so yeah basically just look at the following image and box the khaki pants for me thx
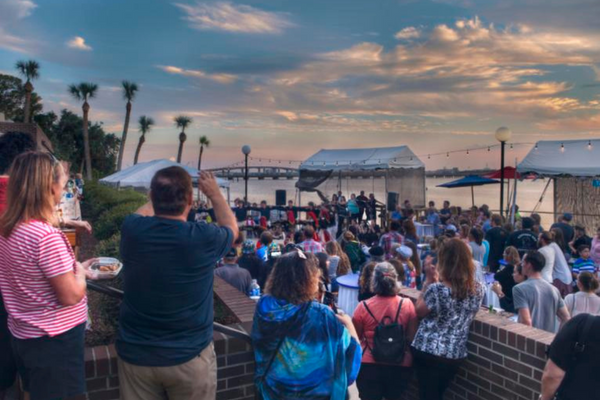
[118,342,216,400]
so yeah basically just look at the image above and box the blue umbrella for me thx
[437,175,500,206]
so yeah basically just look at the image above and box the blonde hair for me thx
[437,238,477,300]
[0,152,63,238]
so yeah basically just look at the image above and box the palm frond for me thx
[174,115,192,130]
[199,135,210,147]
[68,84,82,100]
[15,60,40,81]
[122,81,139,101]
[138,115,155,134]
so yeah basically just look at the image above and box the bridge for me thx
[208,166,299,180]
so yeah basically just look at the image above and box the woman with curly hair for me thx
[325,241,352,292]
[411,239,484,400]
[251,251,362,400]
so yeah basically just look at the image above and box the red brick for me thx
[88,388,119,400]
[94,346,110,377]
[86,377,107,392]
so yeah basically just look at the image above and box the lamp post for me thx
[242,145,251,204]
[495,127,512,218]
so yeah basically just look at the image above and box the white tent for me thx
[300,146,424,171]
[100,159,230,189]
[518,139,600,177]
[297,146,426,207]
[518,139,600,233]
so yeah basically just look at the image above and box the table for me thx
[336,274,360,317]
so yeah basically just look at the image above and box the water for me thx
[221,177,556,227]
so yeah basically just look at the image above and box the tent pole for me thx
[471,186,474,207]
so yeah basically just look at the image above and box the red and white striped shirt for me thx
[0,220,87,339]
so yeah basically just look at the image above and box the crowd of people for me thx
[0,130,598,400]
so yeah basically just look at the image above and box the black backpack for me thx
[362,298,407,364]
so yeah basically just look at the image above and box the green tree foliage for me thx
[0,74,42,121]
[34,110,120,177]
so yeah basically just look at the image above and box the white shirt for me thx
[564,292,600,317]
[539,245,555,283]
[550,242,573,285]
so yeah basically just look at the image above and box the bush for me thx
[82,181,146,222]
[96,233,121,259]
[94,201,145,241]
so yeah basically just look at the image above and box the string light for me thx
[535,143,538,151]
[487,146,490,152]
[510,143,513,149]
[428,154,430,159]
[588,140,592,150]
[466,149,469,155]
[446,152,449,158]
[560,143,565,153]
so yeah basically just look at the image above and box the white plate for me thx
[90,257,123,280]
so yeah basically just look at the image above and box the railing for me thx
[86,281,253,343]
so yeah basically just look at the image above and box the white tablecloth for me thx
[337,274,360,317]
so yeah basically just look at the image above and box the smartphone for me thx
[323,291,338,314]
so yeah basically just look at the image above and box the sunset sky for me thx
[1,0,599,170]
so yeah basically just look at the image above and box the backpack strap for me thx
[574,314,596,356]
[394,298,404,324]
[362,301,379,325]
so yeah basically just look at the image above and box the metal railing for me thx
[86,281,253,343]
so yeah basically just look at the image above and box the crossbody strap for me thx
[574,314,595,356]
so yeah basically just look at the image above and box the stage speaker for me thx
[387,192,399,212]
[275,190,287,206]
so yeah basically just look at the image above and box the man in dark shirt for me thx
[117,168,238,400]
[569,225,592,258]
[357,191,369,221]
[506,217,538,257]
[439,200,452,224]
[215,249,252,295]
[485,214,509,272]
[541,314,600,400]
[551,213,575,246]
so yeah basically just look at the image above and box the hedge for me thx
[94,201,145,241]
[82,181,147,222]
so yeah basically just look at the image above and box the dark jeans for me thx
[12,323,86,400]
[412,348,463,400]
[0,295,17,391]
[356,363,411,400]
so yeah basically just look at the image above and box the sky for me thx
[1,0,599,170]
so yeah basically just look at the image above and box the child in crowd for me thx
[572,245,596,281]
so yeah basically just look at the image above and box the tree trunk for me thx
[133,134,145,165]
[82,102,93,180]
[117,101,132,171]
[176,131,186,163]
[197,146,204,171]
[24,81,33,123]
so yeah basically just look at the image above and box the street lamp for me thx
[242,145,251,203]
[495,127,512,218]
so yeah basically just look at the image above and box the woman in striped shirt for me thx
[0,152,96,400]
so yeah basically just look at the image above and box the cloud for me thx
[174,1,293,34]
[0,0,36,20]
[66,36,92,51]
[158,65,237,84]
[0,0,36,53]
[394,27,420,40]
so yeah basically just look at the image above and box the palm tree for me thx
[174,115,192,163]
[116,81,139,171]
[15,60,40,123]
[134,115,154,165]
[197,135,210,171]
[68,82,99,180]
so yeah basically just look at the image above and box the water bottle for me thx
[249,279,261,300]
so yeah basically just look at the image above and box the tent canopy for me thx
[300,146,424,171]
[437,175,500,188]
[518,139,600,177]
[100,159,230,189]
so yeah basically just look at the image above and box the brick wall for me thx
[399,288,553,400]
[80,277,258,400]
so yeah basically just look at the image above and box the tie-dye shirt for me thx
[252,296,362,400]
